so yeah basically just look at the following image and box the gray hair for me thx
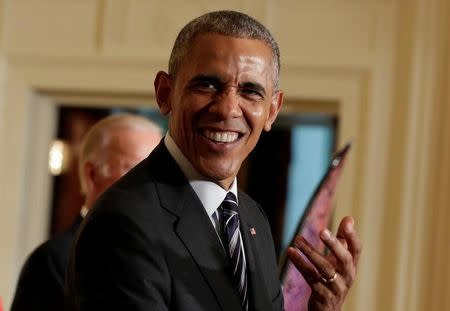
[78,113,162,194]
[168,10,281,89]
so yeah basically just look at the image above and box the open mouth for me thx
[203,129,240,143]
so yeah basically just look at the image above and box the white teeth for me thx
[204,130,238,143]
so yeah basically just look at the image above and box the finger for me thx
[336,235,348,250]
[336,216,362,266]
[336,216,353,246]
[320,228,355,284]
[293,236,335,281]
[288,246,346,298]
[322,217,363,286]
[327,236,347,267]
[342,217,362,266]
[286,246,321,284]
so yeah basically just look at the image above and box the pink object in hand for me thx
[280,142,351,311]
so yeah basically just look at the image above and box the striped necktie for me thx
[216,192,248,310]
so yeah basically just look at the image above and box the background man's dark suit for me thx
[67,142,283,311]
[11,114,163,311]
[11,217,82,311]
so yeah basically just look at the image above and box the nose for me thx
[210,88,242,119]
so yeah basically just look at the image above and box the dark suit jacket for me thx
[66,142,283,311]
[11,217,82,311]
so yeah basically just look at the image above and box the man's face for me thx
[91,129,161,198]
[156,34,283,189]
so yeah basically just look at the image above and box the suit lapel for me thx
[152,144,243,311]
[238,194,272,311]
[176,191,243,311]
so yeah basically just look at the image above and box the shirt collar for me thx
[164,132,238,217]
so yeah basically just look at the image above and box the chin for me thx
[198,162,239,187]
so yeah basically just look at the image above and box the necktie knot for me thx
[222,192,238,213]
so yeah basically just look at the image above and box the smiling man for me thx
[67,11,361,311]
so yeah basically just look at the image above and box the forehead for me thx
[180,34,274,82]
[105,129,158,153]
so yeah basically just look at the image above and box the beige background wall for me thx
[0,0,448,310]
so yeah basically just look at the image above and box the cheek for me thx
[251,109,264,118]
[94,176,116,194]
[171,96,208,134]
[171,97,193,124]
[244,104,270,131]
[106,165,128,181]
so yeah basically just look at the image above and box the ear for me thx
[264,90,284,131]
[154,71,172,115]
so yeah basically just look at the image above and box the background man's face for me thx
[166,34,283,188]
[92,129,160,197]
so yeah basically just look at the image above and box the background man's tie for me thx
[219,192,248,310]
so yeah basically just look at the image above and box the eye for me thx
[240,87,264,100]
[238,82,266,101]
[195,81,218,91]
[189,77,222,93]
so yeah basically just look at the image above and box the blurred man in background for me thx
[11,113,163,311]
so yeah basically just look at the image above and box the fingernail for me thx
[345,221,353,233]
[288,246,301,255]
[321,229,331,240]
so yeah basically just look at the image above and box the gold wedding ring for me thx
[320,272,337,284]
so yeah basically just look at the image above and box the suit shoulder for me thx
[24,229,72,269]
[21,241,53,272]
[12,231,71,311]
[15,230,72,290]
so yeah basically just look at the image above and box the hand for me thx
[286,216,362,311]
